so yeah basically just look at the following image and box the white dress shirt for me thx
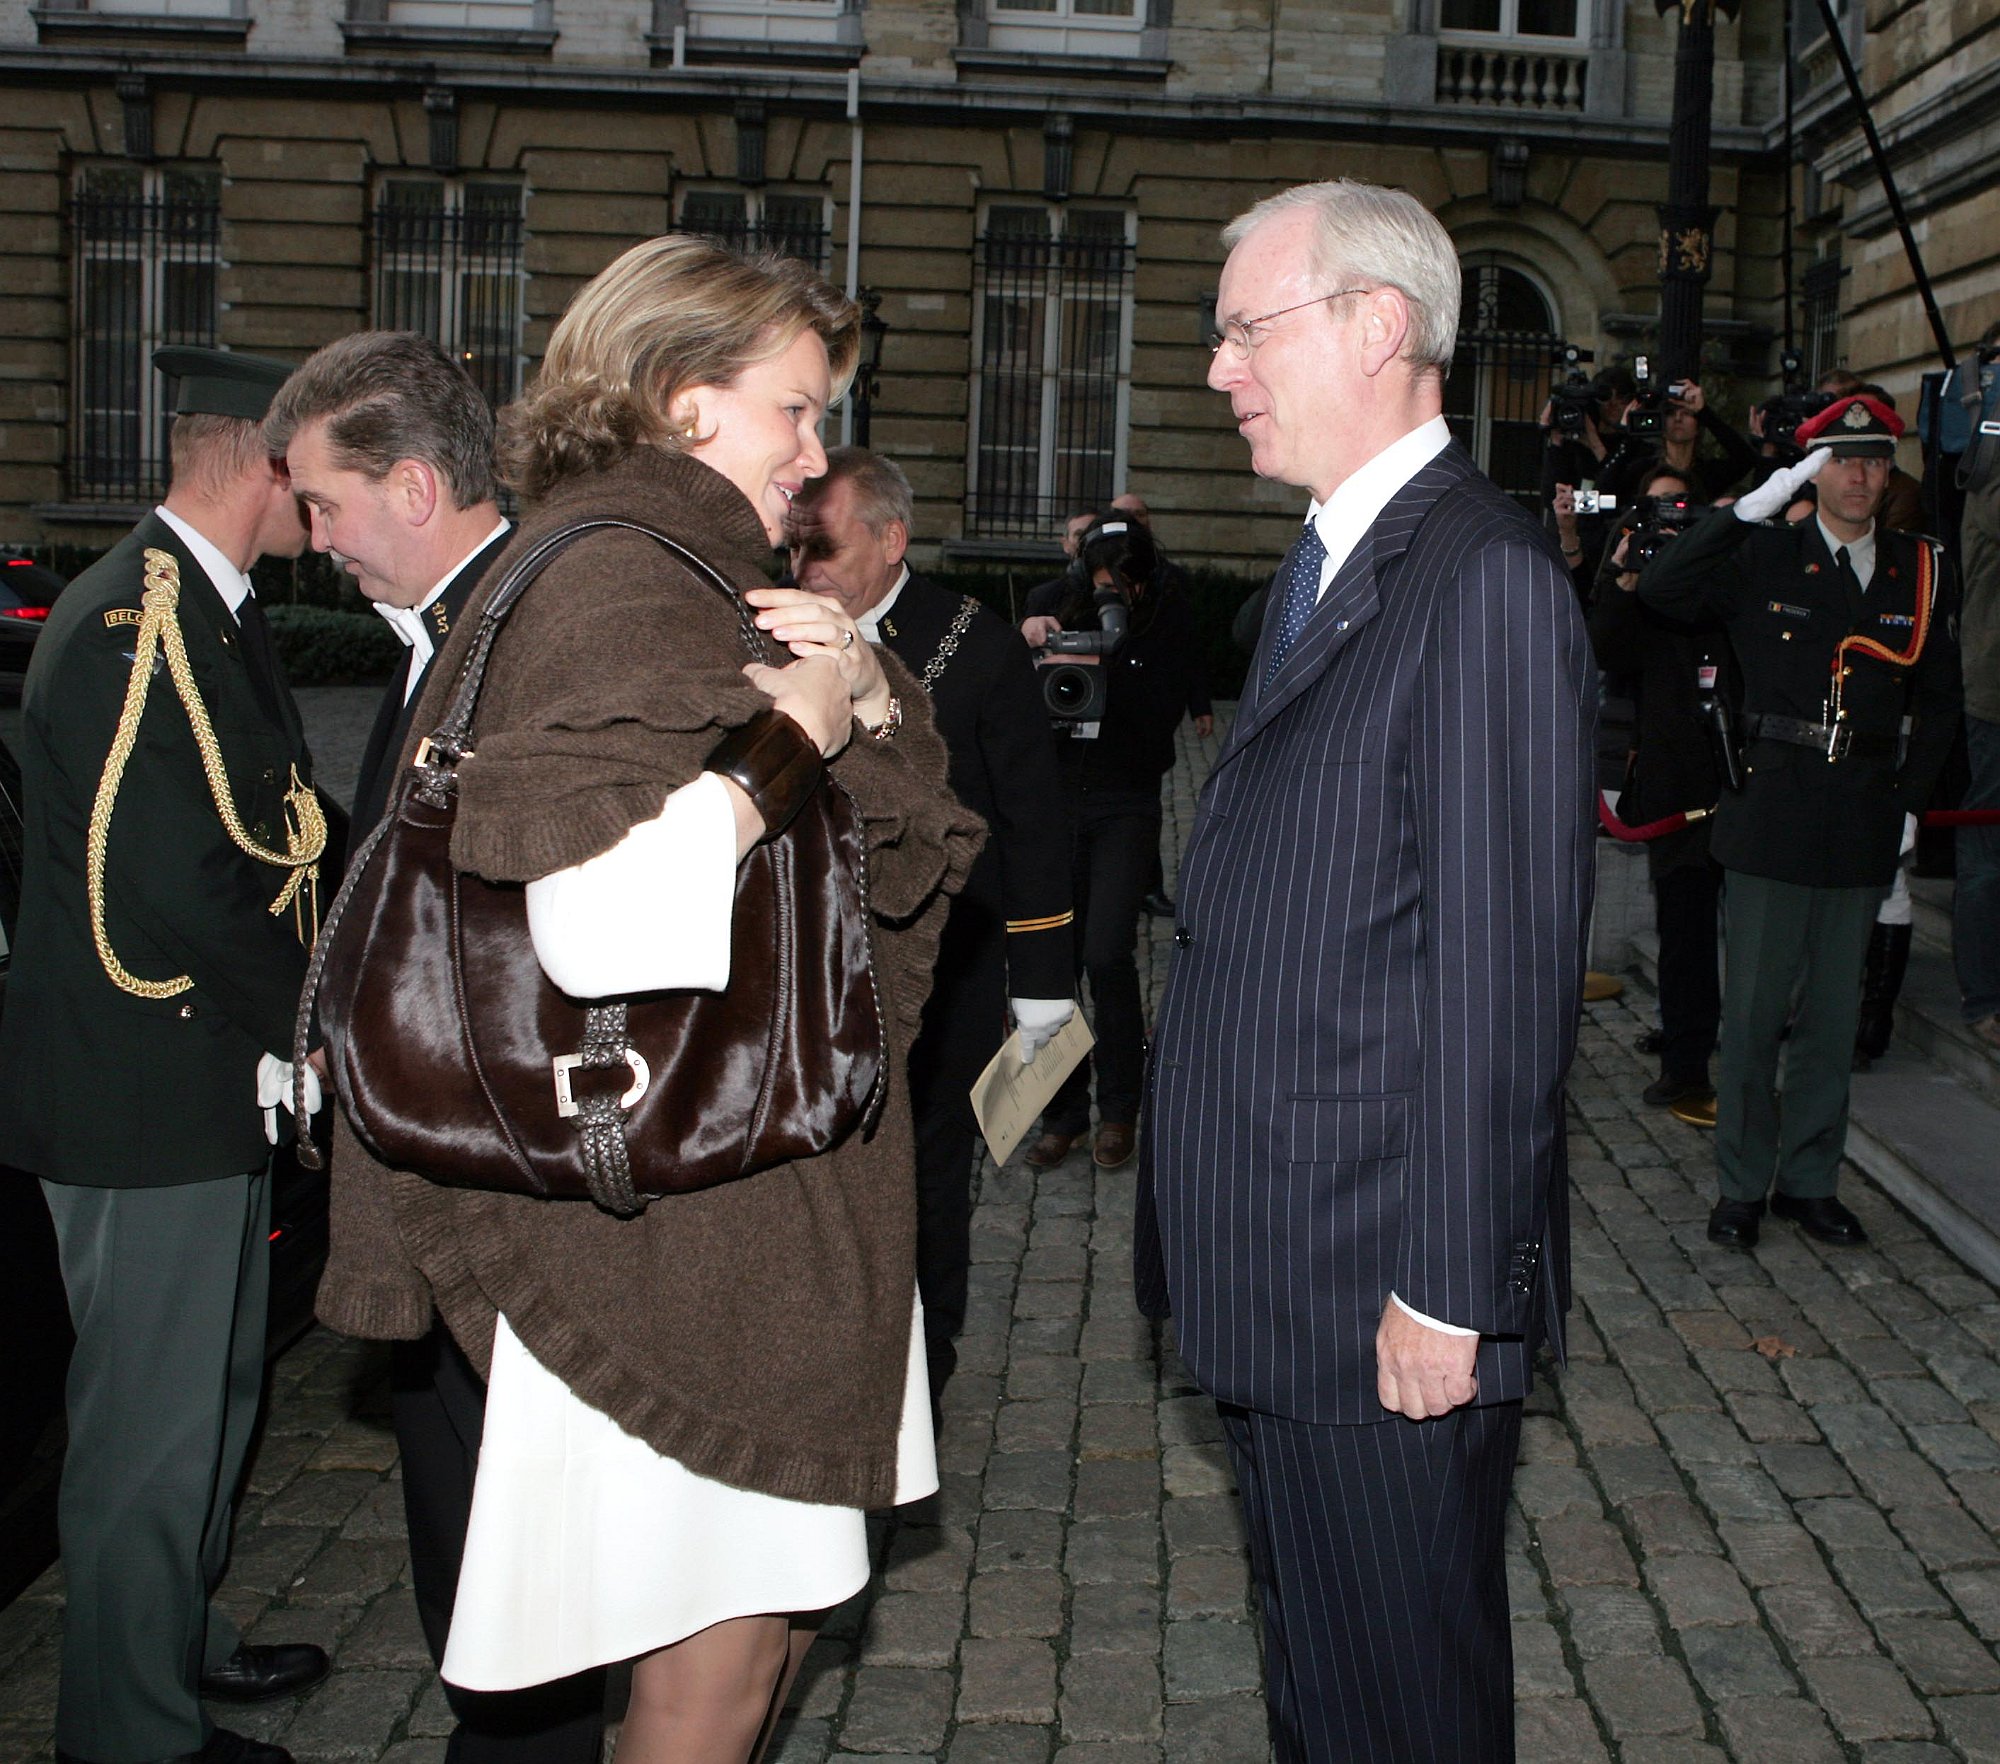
[1817,515,1876,590]
[1293,420,1476,1342]
[376,518,511,705]
[1304,414,1453,600]
[856,563,911,647]
[155,506,253,617]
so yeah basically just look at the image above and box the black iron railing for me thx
[69,170,221,502]
[967,212,1132,540]
[1446,327,1566,513]
[1803,255,1845,386]
[679,193,830,273]
[371,185,524,407]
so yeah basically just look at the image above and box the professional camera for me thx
[1756,353,1832,457]
[1625,492,1702,570]
[1622,355,1691,441]
[1035,582,1130,724]
[1548,344,1599,442]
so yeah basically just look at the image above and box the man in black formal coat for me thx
[0,348,331,1764]
[269,334,604,1764]
[1143,181,1594,1763]
[788,447,1075,1411]
[1639,394,1962,1252]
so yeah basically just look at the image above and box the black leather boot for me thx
[1853,921,1913,1070]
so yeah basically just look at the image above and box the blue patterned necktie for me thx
[1264,518,1329,689]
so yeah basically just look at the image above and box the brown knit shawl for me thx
[314,447,984,1508]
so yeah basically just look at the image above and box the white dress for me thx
[441,775,938,1693]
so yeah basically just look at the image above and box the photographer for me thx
[1588,467,1730,1126]
[1018,519,1210,1172]
[1606,378,1761,506]
[1542,365,1641,575]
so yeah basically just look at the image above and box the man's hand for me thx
[1376,1297,1479,1419]
[1672,379,1707,415]
[1734,448,1830,523]
[1021,614,1063,648]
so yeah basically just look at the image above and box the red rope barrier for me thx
[1598,793,2000,843]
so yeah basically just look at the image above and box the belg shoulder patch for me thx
[102,608,141,628]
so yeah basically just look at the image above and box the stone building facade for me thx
[1792,0,2000,431]
[0,0,1807,567]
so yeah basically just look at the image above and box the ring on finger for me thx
[840,628,854,650]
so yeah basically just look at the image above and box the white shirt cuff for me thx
[524,772,737,999]
[1389,1292,1479,1337]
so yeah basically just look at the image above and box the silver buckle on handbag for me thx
[552,1049,651,1118]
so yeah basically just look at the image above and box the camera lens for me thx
[1044,665,1094,717]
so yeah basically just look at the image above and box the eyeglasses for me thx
[1207,288,1373,359]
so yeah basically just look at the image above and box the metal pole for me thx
[1808,0,1956,370]
[1781,0,1795,363]
[1656,0,1717,387]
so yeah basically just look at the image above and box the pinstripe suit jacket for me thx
[1138,442,1594,1424]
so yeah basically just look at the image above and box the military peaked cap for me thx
[153,346,294,422]
[1796,393,1904,457]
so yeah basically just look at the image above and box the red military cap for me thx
[1795,393,1904,456]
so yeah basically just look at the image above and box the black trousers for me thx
[1653,855,1723,1087]
[906,900,1009,1406]
[391,1325,606,1764]
[1044,787,1159,1136]
[1219,1399,1523,1764]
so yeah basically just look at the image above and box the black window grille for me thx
[1803,254,1844,387]
[679,191,830,272]
[967,207,1132,540]
[371,180,524,407]
[69,166,221,503]
[1444,261,1561,513]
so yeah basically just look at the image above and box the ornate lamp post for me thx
[851,288,889,449]
[1655,0,1739,388]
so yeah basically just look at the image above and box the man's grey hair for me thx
[1222,179,1461,376]
[798,445,914,534]
[265,330,497,509]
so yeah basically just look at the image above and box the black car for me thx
[0,736,330,1607]
[0,552,64,674]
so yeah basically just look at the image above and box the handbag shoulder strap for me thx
[424,516,766,766]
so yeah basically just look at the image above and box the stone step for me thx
[1624,937,2000,1287]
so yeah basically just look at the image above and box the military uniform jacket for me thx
[0,513,316,1186]
[877,571,1072,1001]
[1638,509,1961,889]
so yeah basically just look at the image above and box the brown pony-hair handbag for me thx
[293,518,886,1216]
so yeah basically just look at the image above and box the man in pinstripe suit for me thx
[1138,181,1596,1761]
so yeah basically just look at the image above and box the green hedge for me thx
[265,603,402,687]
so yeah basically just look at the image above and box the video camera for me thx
[1622,355,1693,442]
[1756,352,1833,458]
[1548,344,1599,442]
[1625,492,1702,570]
[1036,581,1130,725]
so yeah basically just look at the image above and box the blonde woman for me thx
[317,237,981,1762]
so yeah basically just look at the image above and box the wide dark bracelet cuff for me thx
[704,709,823,837]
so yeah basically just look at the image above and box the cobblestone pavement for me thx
[12,708,2000,1760]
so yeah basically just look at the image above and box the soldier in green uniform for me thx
[0,349,332,1764]
[1638,394,1962,1250]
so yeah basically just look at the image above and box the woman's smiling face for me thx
[679,328,833,544]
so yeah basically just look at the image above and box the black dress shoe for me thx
[198,1642,329,1703]
[1771,1192,1868,1246]
[1642,1074,1709,1107]
[1707,1198,1765,1248]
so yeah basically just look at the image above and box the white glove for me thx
[1734,448,1830,523]
[257,1052,323,1147]
[1012,997,1076,1066]
[1901,812,1919,857]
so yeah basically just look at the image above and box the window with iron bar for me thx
[1802,255,1844,388]
[677,189,831,273]
[371,178,525,407]
[967,205,1133,541]
[68,164,221,503]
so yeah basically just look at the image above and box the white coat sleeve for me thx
[524,771,737,999]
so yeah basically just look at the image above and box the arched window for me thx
[1444,259,1560,511]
